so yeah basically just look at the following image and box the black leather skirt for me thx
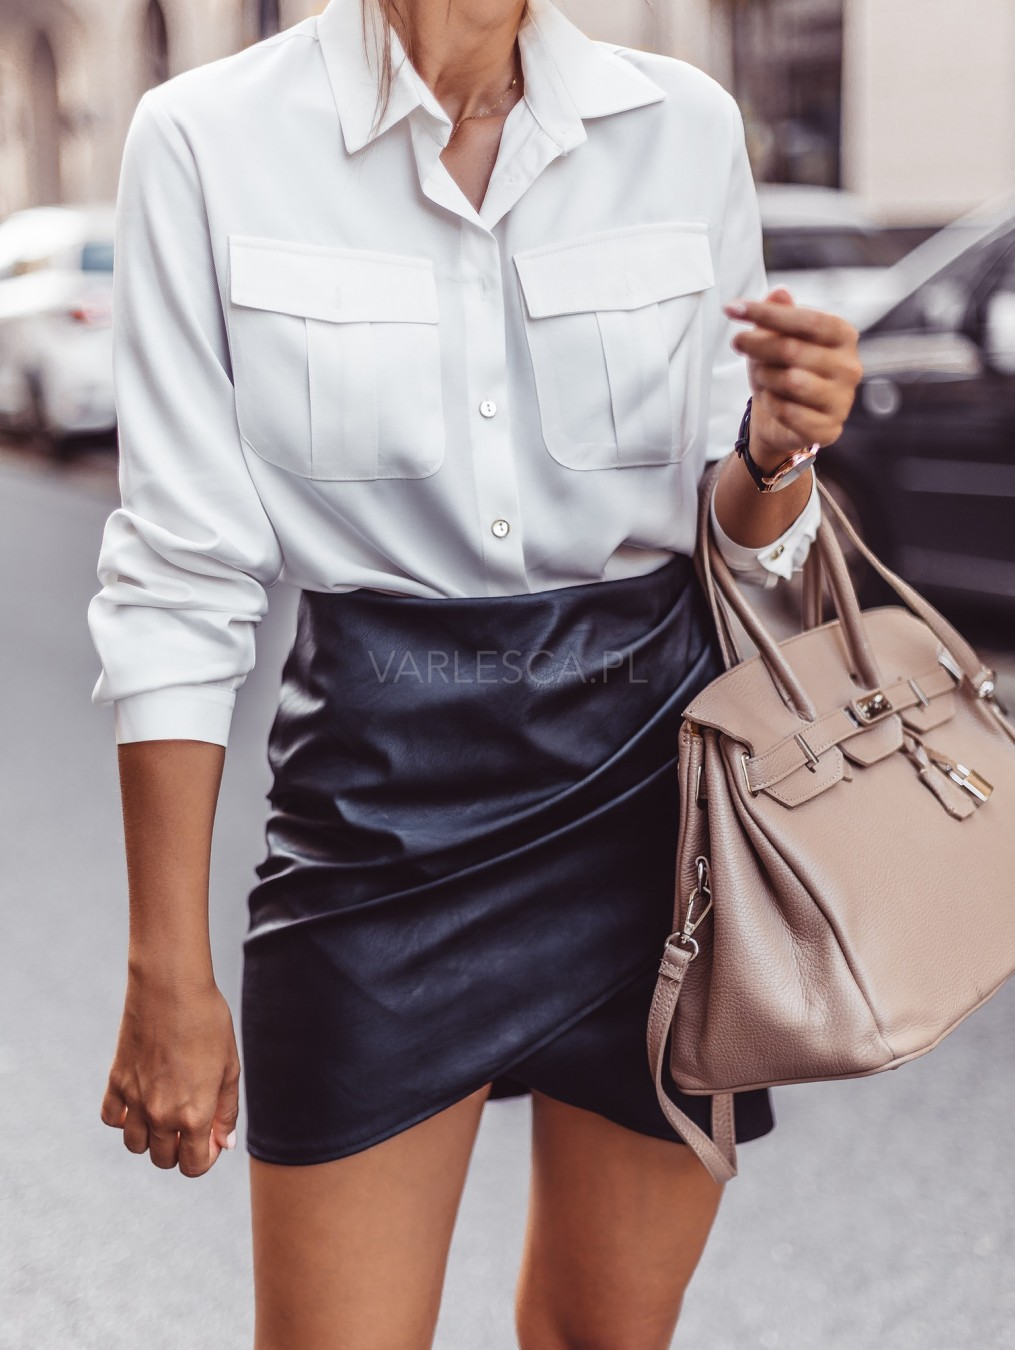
[241,554,775,1164]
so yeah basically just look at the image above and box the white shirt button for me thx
[479,399,498,419]
[491,518,510,538]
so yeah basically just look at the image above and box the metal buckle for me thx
[938,648,963,684]
[907,677,931,708]
[675,855,713,961]
[944,761,993,803]
[924,747,994,804]
[853,689,894,723]
[977,673,1010,717]
[794,732,821,772]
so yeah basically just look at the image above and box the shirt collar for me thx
[316,0,667,157]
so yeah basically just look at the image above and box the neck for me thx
[385,0,527,121]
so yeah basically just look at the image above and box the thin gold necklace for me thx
[450,62,520,139]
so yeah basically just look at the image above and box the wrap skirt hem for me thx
[241,552,776,1163]
[244,954,775,1166]
[244,956,657,1165]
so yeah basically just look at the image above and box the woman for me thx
[88,1,861,1345]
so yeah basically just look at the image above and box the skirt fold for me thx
[241,554,775,1164]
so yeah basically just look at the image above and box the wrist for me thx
[748,420,805,474]
[735,397,820,493]
[127,947,216,994]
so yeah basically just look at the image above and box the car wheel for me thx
[27,379,73,460]
[0,365,39,438]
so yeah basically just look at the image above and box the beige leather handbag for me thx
[647,460,1015,1184]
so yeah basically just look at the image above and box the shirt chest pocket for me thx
[513,223,716,470]
[226,237,444,480]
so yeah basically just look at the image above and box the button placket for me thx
[460,227,525,592]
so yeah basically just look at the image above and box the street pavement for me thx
[1,442,1013,1350]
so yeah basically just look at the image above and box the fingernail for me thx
[724,299,748,317]
[226,1130,237,1151]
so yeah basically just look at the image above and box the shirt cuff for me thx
[709,473,821,589]
[113,684,237,746]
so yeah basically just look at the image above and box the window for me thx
[30,31,61,206]
[257,0,281,40]
[731,0,844,188]
[143,1,170,91]
[81,241,115,273]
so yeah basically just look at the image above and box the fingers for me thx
[758,392,836,449]
[766,286,795,306]
[178,1111,216,1179]
[101,1078,237,1176]
[148,1122,182,1170]
[100,987,242,1178]
[212,1061,241,1155]
[122,1104,151,1156]
[750,362,841,416]
[102,1080,153,1157]
[177,1067,240,1178]
[725,296,858,348]
[100,1083,128,1130]
[730,327,847,377]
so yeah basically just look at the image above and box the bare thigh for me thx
[249,1083,493,1350]
[515,1091,725,1350]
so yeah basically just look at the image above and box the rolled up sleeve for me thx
[710,471,821,588]
[87,90,283,747]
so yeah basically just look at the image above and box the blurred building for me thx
[0,0,317,216]
[571,0,1015,225]
[0,0,1012,225]
[843,0,1015,223]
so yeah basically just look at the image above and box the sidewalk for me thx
[1,454,1012,1350]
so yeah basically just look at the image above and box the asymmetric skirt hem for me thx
[241,553,777,1164]
[244,953,775,1165]
[245,955,653,1165]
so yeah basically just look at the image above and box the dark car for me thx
[816,204,1015,611]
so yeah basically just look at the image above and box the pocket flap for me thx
[513,223,715,319]
[228,237,439,324]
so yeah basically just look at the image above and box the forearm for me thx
[711,422,814,549]
[117,739,226,988]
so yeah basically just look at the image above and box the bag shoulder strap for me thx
[647,940,739,1184]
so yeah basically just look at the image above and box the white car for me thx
[0,205,115,449]
[757,183,914,329]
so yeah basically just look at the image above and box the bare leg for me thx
[250,1083,493,1350]
[515,1091,725,1350]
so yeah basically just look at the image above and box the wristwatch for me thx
[734,397,821,493]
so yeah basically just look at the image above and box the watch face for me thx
[763,445,820,491]
[767,464,807,491]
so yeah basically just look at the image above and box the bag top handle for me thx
[695,460,996,719]
[696,463,818,720]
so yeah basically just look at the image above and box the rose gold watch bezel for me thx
[759,442,822,492]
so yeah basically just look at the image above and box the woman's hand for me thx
[725,286,863,470]
[101,973,241,1178]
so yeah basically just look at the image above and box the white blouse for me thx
[86,0,820,748]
